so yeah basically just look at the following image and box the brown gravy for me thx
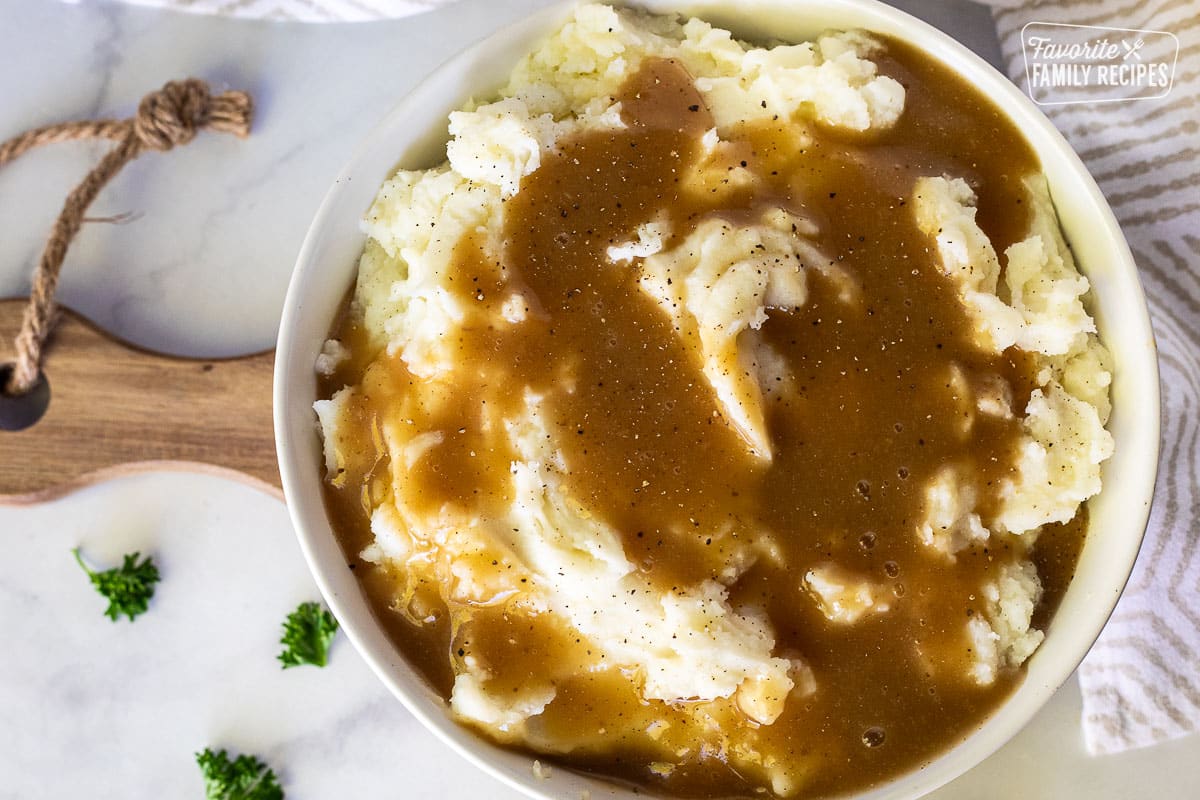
[319,34,1089,799]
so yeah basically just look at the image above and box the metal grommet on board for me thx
[0,364,50,431]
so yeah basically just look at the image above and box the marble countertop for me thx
[1,0,1196,797]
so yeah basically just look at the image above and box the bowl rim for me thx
[274,1,1161,798]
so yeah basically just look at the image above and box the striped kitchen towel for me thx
[984,0,1199,756]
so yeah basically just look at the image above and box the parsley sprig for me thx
[277,601,339,669]
[196,748,283,800]
[72,548,160,622]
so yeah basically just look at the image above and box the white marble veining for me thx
[0,472,525,799]
[0,0,1196,797]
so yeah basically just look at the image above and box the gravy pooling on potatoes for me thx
[320,36,1088,799]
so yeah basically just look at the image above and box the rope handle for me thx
[0,79,253,402]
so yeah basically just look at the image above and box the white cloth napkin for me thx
[100,0,1199,756]
[981,0,1200,756]
[104,0,454,23]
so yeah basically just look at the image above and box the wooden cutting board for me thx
[0,298,280,504]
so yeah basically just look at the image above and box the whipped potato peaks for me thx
[315,5,1112,797]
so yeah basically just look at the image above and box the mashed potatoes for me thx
[315,5,1112,797]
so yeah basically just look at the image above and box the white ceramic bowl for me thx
[275,2,1160,798]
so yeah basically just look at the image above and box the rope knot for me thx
[0,77,253,400]
[133,79,253,152]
